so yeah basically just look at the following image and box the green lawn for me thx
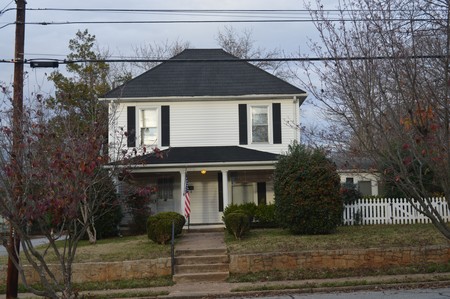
[72,235,170,262]
[2,224,449,265]
[226,224,450,254]
[0,235,171,264]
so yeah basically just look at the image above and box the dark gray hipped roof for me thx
[104,49,306,98]
[331,153,378,171]
[125,146,279,166]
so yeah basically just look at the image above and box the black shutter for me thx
[272,103,282,144]
[161,106,170,146]
[127,106,136,147]
[257,182,267,205]
[218,172,224,212]
[238,104,248,145]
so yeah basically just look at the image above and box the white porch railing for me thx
[343,197,449,225]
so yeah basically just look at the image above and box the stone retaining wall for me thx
[0,258,171,284]
[229,246,450,273]
[2,246,449,284]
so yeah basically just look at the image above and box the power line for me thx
[0,17,440,29]
[0,6,444,29]
[19,8,448,13]
[0,55,446,65]
[0,1,14,14]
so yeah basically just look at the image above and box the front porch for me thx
[123,168,275,225]
[117,146,279,225]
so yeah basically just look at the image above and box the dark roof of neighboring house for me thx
[124,146,279,166]
[331,153,378,171]
[104,49,306,98]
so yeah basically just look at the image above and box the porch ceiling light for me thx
[201,170,207,175]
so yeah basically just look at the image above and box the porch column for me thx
[221,170,229,210]
[180,170,186,216]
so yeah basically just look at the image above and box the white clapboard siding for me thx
[170,101,238,147]
[188,172,221,224]
[343,197,449,225]
[109,98,299,157]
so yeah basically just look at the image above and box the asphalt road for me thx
[243,288,450,299]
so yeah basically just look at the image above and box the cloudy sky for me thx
[0,0,336,126]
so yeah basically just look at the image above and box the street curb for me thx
[155,280,450,299]
[12,275,450,298]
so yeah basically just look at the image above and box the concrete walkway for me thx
[176,230,227,252]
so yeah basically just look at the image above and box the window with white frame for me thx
[251,106,269,143]
[140,108,158,145]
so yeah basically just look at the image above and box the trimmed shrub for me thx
[162,212,186,235]
[274,142,343,235]
[254,204,278,228]
[147,212,186,244]
[223,202,257,219]
[240,202,257,221]
[224,212,250,240]
[223,204,243,216]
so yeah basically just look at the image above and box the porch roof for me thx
[126,146,279,166]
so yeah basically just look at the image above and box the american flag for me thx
[184,176,191,219]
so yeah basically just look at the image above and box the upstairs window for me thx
[251,106,269,143]
[140,108,158,145]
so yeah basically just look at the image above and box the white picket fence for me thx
[343,197,450,225]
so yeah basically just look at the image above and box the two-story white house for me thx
[101,49,307,225]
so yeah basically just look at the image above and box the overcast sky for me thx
[0,0,336,127]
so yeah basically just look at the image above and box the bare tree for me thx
[301,0,450,237]
[128,27,294,81]
[129,38,191,74]
[216,25,293,81]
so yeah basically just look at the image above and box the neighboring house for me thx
[101,49,307,225]
[333,155,381,197]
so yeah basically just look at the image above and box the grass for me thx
[82,290,169,298]
[228,262,450,282]
[226,224,450,254]
[231,273,450,292]
[72,235,171,262]
[0,235,171,264]
[72,276,173,291]
[0,277,173,295]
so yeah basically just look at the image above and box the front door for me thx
[188,172,220,224]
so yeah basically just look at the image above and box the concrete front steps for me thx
[173,247,230,283]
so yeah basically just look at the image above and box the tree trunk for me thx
[86,222,97,245]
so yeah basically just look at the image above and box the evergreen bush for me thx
[224,212,250,240]
[274,142,343,235]
[340,182,362,205]
[147,212,185,244]
[94,203,123,239]
[223,202,257,220]
[254,204,278,228]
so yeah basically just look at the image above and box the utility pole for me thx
[6,0,26,298]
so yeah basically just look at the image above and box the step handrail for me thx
[171,220,175,276]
